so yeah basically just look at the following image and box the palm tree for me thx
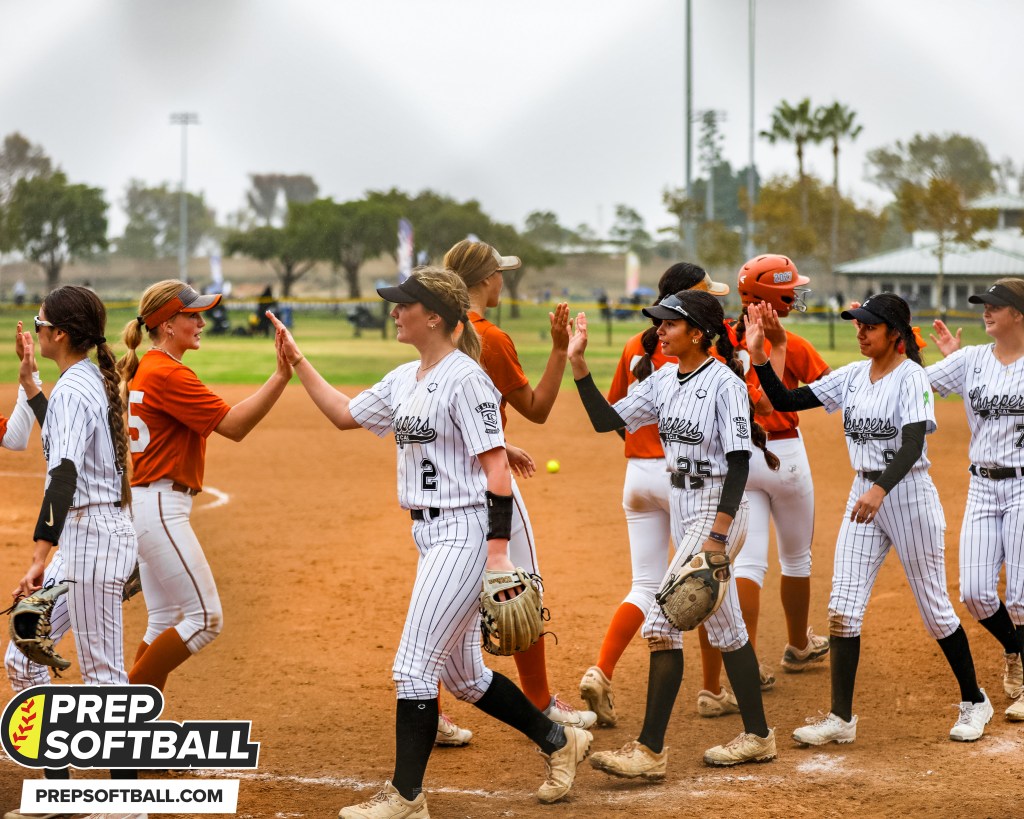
[760,98,819,224]
[816,102,863,268]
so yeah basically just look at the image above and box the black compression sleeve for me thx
[873,421,926,493]
[574,373,627,433]
[717,450,751,518]
[752,361,823,411]
[33,459,77,544]
[27,392,47,426]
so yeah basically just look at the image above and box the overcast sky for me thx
[1,0,1019,240]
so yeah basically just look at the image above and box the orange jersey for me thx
[126,350,231,491]
[732,325,829,435]
[608,332,675,459]
[470,310,530,428]
[0,416,6,443]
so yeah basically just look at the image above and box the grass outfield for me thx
[0,302,992,387]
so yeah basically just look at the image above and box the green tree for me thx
[815,102,863,269]
[246,173,319,225]
[697,221,743,272]
[478,222,556,318]
[306,198,398,299]
[224,200,329,296]
[761,98,820,224]
[0,132,52,204]
[697,111,726,222]
[118,179,217,259]
[896,177,997,318]
[753,176,888,269]
[867,133,996,200]
[6,171,108,290]
[366,188,493,262]
[609,204,652,261]
[523,210,579,249]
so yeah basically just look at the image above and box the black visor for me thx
[642,293,714,337]
[377,276,464,327]
[968,284,1024,314]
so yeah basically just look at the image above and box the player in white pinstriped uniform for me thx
[570,289,779,778]
[269,268,590,818]
[928,278,1024,721]
[3,287,139,806]
[746,293,992,746]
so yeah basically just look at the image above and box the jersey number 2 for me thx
[127,390,150,453]
[420,459,438,491]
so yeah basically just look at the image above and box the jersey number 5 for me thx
[128,390,151,453]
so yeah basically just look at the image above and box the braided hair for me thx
[42,286,133,508]
[672,290,780,472]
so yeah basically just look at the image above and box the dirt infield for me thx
[1,386,1021,818]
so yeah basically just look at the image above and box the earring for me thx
[429,323,436,330]
[691,337,699,345]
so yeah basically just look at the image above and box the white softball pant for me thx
[733,435,814,586]
[644,484,750,653]
[959,475,1024,624]
[507,477,539,574]
[133,482,223,653]
[829,474,960,640]
[5,505,137,690]
[621,457,674,614]
[393,506,494,702]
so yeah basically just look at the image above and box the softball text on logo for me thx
[2,685,259,769]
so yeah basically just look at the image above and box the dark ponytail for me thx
[897,324,923,366]
[632,326,660,381]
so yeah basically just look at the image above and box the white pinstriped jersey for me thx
[810,359,936,473]
[927,344,1024,468]
[41,360,123,506]
[613,357,751,478]
[350,350,505,510]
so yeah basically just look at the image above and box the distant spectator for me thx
[12,279,26,306]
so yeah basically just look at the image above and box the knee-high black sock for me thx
[1016,624,1024,655]
[978,603,1020,654]
[43,767,70,779]
[473,672,565,755]
[721,642,769,738]
[392,698,438,801]
[830,635,860,722]
[636,649,683,754]
[937,626,984,704]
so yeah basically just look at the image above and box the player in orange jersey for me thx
[116,280,291,693]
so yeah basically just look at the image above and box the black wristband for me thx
[707,531,728,544]
[485,490,514,540]
[34,459,78,545]
[27,392,47,426]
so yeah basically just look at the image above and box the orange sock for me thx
[513,638,551,711]
[596,603,646,679]
[698,625,724,693]
[133,640,149,667]
[780,575,811,648]
[128,629,193,691]
[736,579,761,649]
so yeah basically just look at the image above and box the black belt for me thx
[860,471,883,481]
[136,481,200,496]
[969,464,1023,480]
[410,507,441,521]
[670,473,706,490]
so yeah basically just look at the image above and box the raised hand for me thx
[567,311,588,361]
[744,303,767,361]
[929,319,962,357]
[549,302,570,351]
[267,311,303,366]
[762,305,787,347]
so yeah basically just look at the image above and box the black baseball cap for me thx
[968,283,1024,313]
[840,293,911,330]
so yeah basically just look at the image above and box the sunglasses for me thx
[33,316,57,332]
[656,295,712,335]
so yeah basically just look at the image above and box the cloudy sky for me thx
[1,0,1019,239]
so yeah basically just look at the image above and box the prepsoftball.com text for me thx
[19,780,239,813]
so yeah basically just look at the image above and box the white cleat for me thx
[949,691,993,742]
[434,713,471,747]
[544,695,597,730]
[792,712,858,746]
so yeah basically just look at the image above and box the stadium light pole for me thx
[683,0,695,256]
[746,0,756,258]
[170,112,199,280]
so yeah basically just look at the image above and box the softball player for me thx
[746,294,993,745]
[927,278,1024,721]
[3,286,139,793]
[571,289,779,779]
[269,268,591,818]
[697,255,830,716]
[115,280,291,694]
[577,262,731,727]
[444,239,595,738]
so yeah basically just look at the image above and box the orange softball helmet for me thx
[737,254,811,315]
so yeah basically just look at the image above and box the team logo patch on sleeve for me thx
[475,402,500,434]
[733,417,750,438]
